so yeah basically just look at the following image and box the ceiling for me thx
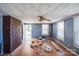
[0,3,79,23]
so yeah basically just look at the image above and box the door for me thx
[23,24,32,42]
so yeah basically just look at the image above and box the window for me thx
[73,16,79,48]
[57,21,64,41]
[42,24,49,35]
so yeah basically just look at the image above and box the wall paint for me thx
[52,18,73,48]
[49,24,52,36]
[0,16,3,54]
[52,23,57,38]
[32,24,42,38]
[51,17,79,54]
[25,23,52,38]
[0,16,3,44]
[52,23,65,44]
[64,18,73,48]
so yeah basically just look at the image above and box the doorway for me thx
[23,24,32,42]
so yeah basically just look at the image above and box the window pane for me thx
[23,25,32,40]
[42,24,49,35]
[73,16,79,48]
[57,21,64,41]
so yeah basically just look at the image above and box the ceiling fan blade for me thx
[44,19,51,21]
[37,16,51,21]
[39,19,43,21]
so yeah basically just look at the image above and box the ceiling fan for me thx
[37,16,51,21]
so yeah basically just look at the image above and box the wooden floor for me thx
[9,38,78,56]
[9,40,33,56]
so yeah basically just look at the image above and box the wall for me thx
[51,17,79,54]
[52,23,57,38]
[52,18,73,48]
[23,23,52,38]
[64,18,73,48]
[32,24,42,38]
[0,16,3,53]
[49,24,52,36]
[0,16,3,44]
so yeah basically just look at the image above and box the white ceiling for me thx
[0,3,79,23]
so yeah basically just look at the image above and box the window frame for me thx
[42,24,49,35]
[57,21,64,41]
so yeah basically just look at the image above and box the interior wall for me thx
[32,24,42,38]
[52,18,73,48]
[0,16,3,44]
[49,24,52,36]
[64,18,73,48]
[52,23,57,38]
[0,16,3,53]
[51,16,79,53]
[23,23,52,38]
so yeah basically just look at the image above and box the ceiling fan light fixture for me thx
[37,16,51,21]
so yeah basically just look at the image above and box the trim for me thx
[23,23,52,25]
[53,39,78,56]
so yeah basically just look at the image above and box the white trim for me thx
[53,39,78,56]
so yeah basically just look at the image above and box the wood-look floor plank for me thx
[9,39,77,56]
